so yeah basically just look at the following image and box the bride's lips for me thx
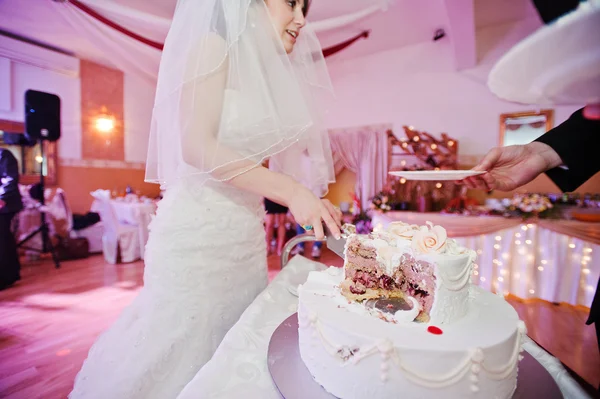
[286,29,298,42]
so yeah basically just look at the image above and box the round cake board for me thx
[268,313,563,399]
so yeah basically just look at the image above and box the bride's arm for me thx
[179,35,341,239]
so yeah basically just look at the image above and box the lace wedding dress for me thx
[69,177,268,399]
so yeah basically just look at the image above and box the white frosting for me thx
[394,296,420,323]
[426,251,476,324]
[298,270,525,399]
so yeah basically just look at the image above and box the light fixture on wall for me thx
[95,106,115,134]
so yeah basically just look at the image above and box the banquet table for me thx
[371,212,600,308]
[177,256,591,399]
[16,195,69,255]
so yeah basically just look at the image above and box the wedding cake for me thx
[297,222,527,399]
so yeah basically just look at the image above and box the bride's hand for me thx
[286,185,342,240]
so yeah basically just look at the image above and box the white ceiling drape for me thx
[41,0,391,84]
[54,2,162,84]
[329,124,391,210]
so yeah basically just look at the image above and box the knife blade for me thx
[326,232,347,258]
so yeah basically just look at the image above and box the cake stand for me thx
[267,314,563,399]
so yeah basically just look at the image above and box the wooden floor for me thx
[0,247,597,399]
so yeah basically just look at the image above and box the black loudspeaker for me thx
[24,89,61,142]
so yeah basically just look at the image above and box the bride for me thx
[69,0,340,398]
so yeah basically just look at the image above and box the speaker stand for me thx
[17,140,60,268]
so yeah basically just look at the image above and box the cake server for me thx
[326,232,347,258]
[325,223,354,259]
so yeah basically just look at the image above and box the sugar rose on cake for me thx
[387,221,420,239]
[411,222,448,254]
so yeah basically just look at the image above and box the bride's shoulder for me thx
[201,32,227,52]
[196,32,228,72]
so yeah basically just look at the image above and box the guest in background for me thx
[0,148,23,290]
[444,185,478,213]
[264,198,288,256]
[460,104,600,360]
[292,221,323,259]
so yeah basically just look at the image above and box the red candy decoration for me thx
[427,326,443,335]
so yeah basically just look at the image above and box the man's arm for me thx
[534,108,600,192]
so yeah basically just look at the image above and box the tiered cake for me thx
[298,222,526,399]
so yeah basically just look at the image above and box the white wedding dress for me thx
[70,88,269,399]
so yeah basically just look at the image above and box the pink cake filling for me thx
[342,235,437,320]
[397,255,436,315]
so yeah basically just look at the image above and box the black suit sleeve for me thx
[534,108,600,192]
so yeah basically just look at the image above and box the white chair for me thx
[71,222,104,254]
[90,189,141,264]
[54,189,103,254]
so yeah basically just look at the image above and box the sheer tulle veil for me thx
[145,0,336,196]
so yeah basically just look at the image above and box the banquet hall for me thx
[0,0,598,398]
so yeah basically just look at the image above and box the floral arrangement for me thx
[369,192,392,213]
[349,192,362,216]
[369,187,397,213]
[352,211,373,234]
[506,193,556,219]
[347,192,373,233]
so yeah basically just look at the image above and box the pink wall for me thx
[0,38,156,165]
[0,55,82,160]
[324,17,582,159]
[124,74,155,163]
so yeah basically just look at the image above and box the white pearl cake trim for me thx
[299,310,526,389]
[298,269,527,399]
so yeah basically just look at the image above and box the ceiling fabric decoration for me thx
[323,31,370,58]
[70,0,372,57]
[52,1,162,83]
[52,0,388,83]
[309,1,392,32]
[68,0,165,50]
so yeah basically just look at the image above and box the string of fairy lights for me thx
[470,223,595,302]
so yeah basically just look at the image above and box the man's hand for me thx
[459,142,563,192]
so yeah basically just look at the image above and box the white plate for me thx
[388,170,485,181]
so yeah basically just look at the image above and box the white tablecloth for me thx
[371,213,599,308]
[91,199,156,258]
[91,199,156,226]
[178,256,590,399]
